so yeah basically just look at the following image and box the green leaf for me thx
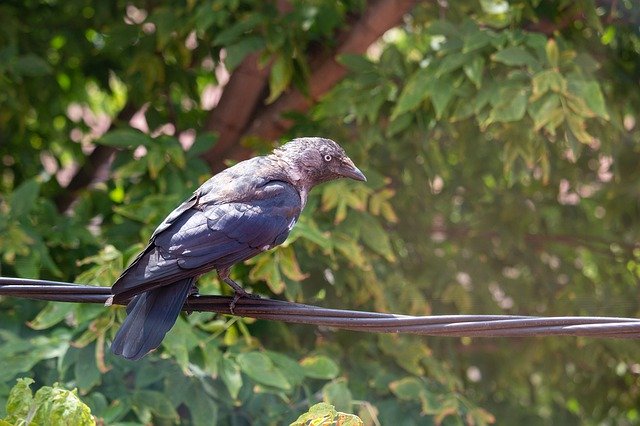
[334,236,368,268]
[220,357,243,400]
[387,112,413,137]
[266,54,293,103]
[338,54,376,73]
[14,251,41,279]
[132,390,178,420]
[277,246,309,281]
[492,47,538,68]
[265,351,306,387]
[14,54,52,76]
[436,52,474,76]
[391,67,432,119]
[287,218,333,250]
[99,129,151,148]
[10,178,40,217]
[4,379,95,426]
[463,30,492,53]
[291,402,363,426]
[487,88,528,124]
[237,352,291,390]
[28,302,73,330]
[528,93,563,130]
[150,8,177,49]
[300,355,340,379]
[248,252,284,293]
[566,114,594,144]
[431,75,455,119]
[463,55,485,88]
[322,380,353,413]
[185,383,219,426]
[531,69,567,101]
[568,80,609,120]
[358,214,396,262]
[213,14,263,45]
[4,378,34,423]
[450,98,475,122]
[389,377,425,401]
[74,345,101,392]
[162,316,200,370]
[225,37,265,71]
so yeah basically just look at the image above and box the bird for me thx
[108,137,366,360]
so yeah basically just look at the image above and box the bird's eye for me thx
[323,154,332,162]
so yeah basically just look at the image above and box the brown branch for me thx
[200,52,271,172]
[232,0,416,158]
[201,0,417,169]
[200,2,294,172]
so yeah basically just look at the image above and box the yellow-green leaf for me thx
[546,38,559,68]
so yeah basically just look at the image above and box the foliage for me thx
[1,0,639,425]
[1,378,94,426]
[290,402,362,426]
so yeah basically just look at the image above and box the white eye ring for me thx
[324,154,332,162]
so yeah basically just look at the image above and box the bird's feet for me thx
[218,269,261,315]
[229,288,261,315]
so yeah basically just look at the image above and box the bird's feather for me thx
[111,180,301,302]
[111,277,194,360]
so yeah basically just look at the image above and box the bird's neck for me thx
[266,154,312,208]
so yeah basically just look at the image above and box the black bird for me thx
[109,137,366,360]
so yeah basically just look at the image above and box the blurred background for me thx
[1,0,639,424]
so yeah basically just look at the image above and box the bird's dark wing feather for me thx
[111,180,301,302]
[150,192,199,239]
[111,277,195,360]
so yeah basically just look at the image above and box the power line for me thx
[1,277,639,338]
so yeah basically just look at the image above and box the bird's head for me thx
[274,137,366,188]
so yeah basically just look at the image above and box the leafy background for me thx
[1,0,639,424]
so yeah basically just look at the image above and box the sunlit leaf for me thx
[545,39,559,68]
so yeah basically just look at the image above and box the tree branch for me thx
[200,52,270,172]
[201,0,417,169]
[232,0,416,158]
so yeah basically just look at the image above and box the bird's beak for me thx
[340,158,367,182]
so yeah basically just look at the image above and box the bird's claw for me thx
[229,290,261,315]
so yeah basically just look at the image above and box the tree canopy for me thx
[1,0,639,424]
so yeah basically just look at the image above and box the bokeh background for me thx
[1,0,639,424]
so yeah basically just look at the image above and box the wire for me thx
[1,277,639,338]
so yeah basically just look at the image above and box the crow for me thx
[109,137,366,360]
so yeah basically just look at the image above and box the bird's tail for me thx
[111,278,194,360]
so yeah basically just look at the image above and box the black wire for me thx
[0,277,639,338]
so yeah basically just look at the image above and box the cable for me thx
[1,277,639,338]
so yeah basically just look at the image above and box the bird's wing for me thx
[111,180,301,301]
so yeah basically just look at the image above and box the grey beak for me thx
[340,158,367,182]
